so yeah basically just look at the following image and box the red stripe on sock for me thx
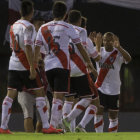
[94,119,103,128]
[89,109,95,114]
[43,106,47,113]
[108,125,118,132]
[8,108,12,114]
[58,105,62,110]
[76,105,86,111]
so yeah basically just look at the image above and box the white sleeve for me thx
[67,25,81,44]
[35,27,44,48]
[80,29,87,46]
[86,37,98,58]
[118,50,128,64]
[24,25,34,46]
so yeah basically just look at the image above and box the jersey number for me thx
[47,36,60,55]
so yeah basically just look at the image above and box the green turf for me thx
[0,132,140,140]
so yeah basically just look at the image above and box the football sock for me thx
[36,97,50,129]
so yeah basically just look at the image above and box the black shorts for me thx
[69,74,98,99]
[46,68,70,93]
[8,69,43,92]
[98,90,120,110]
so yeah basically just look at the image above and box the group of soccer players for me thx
[0,0,131,134]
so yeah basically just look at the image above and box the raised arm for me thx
[114,35,131,63]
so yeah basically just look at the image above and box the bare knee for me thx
[108,110,118,119]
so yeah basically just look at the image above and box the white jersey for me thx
[9,19,36,71]
[70,26,98,77]
[35,20,81,71]
[95,47,127,95]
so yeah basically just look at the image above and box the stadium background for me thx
[0,0,140,132]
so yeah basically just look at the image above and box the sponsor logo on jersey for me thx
[99,62,114,69]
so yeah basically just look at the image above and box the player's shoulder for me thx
[74,26,86,33]
[16,20,35,30]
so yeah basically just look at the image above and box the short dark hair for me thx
[81,16,87,28]
[68,10,81,24]
[52,1,67,19]
[20,0,33,17]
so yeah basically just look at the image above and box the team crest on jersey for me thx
[109,56,114,63]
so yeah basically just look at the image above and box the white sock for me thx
[108,118,118,132]
[67,98,91,122]
[36,97,50,129]
[50,98,63,128]
[70,119,76,132]
[79,104,97,128]
[1,96,13,129]
[94,115,104,132]
[62,101,73,119]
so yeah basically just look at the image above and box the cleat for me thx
[0,128,12,134]
[42,126,61,134]
[50,125,64,134]
[56,128,64,134]
[75,125,87,133]
[62,118,71,132]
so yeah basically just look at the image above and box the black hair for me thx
[52,1,67,19]
[68,10,81,24]
[20,0,33,17]
[81,16,87,28]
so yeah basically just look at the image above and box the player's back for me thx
[39,20,80,71]
[9,19,36,70]
[70,25,87,76]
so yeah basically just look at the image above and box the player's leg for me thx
[18,91,35,132]
[75,74,99,132]
[63,75,93,132]
[35,96,50,132]
[24,70,59,134]
[77,103,97,132]
[46,68,69,129]
[108,95,119,132]
[94,90,106,133]
[0,71,20,134]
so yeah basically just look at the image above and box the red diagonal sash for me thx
[10,26,30,70]
[69,46,87,74]
[41,26,68,69]
[95,50,118,88]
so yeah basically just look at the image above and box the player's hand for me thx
[29,66,36,80]
[94,32,102,47]
[89,31,96,43]
[86,62,98,78]
[114,35,120,49]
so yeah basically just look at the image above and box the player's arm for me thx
[94,32,102,54]
[76,43,98,78]
[114,35,131,63]
[25,45,34,68]
[24,26,36,79]
[34,27,44,67]
[89,32,102,62]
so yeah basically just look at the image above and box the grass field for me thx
[0,132,140,140]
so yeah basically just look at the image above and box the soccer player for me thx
[17,17,49,132]
[34,1,95,129]
[0,0,60,134]
[93,32,131,132]
[62,10,100,132]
